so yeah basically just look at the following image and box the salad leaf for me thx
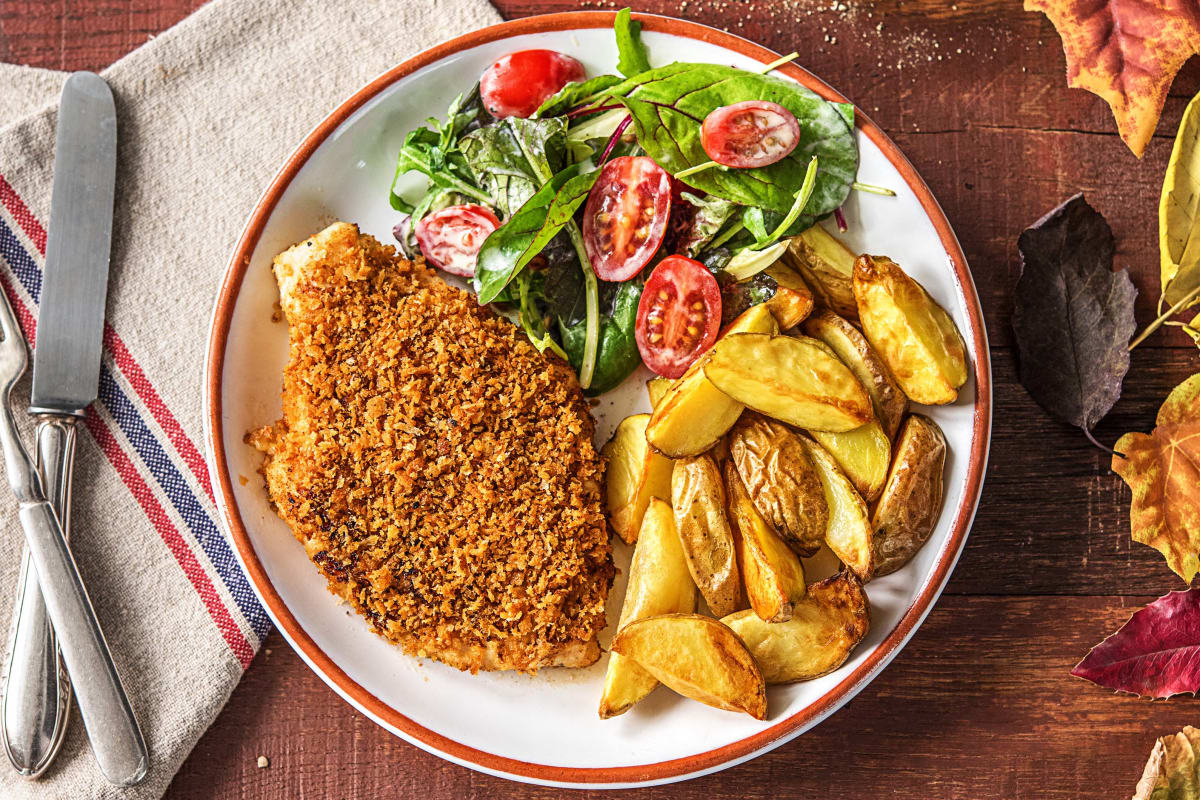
[724,240,788,281]
[389,92,490,212]
[615,8,652,77]
[719,272,777,325]
[460,116,567,216]
[515,272,568,360]
[541,240,587,326]
[614,63,857,215]
[561,280,643,395]
[475,164,600,303]
[536,74,623,118]
[681,192,738,256]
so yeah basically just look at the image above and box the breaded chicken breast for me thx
[249,222,613,672]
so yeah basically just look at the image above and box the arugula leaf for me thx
[615,63,857,215]
[516,272,569,360]
[460,117,567,216]
[561,280,644,395]
[389,93,491,212]
[615,8,652,77]
[536,74,624,118]
[475,164,601,303]
[681,192,739,256]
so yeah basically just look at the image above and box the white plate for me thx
[205,12,991,789]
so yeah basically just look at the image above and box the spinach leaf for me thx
[615,8,652,77]
[681,192,739,256]
[460,117,567,216]
[616,63,857,215]
[561,280,643,395]
[541,240,587,326]
[536,74,624,118]
[475,164,601,303]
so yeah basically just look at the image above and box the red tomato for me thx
[635,255,722,378]
[583,156,672,282]
[700,100,801,168]
[479,49,586,119]
[414,204,500,277]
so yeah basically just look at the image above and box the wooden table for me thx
[5,1,1198,797]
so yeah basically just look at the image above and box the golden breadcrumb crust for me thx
[249,223,612,673]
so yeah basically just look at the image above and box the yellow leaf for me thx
[1026,0,1200,158]
[1133,726,1200,800]
[1112,374,1200,582]
[1161,93,1200,309]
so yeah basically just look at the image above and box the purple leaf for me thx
[1072,588,1200,698]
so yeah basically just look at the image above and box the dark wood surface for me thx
[5,1,1199,797]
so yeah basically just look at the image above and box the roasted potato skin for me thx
[702,332,873,433]
[803,309,906,439]
[763,262,815,330]
[798,435,874,581]
[784,225,859,319]
[671,455,741,617]
[722,571,869,684]
[599,497,696,718]
[729,414,828,556]
[872,414,948,576]
[602,414,674,545]
[724,463,806,622]
[853,255,968,406]
[646,305,778,457]
[611,613,767,719]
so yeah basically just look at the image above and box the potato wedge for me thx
[646,377,673,409]
[803,309,906,439]
[784,224,858,319]
[722,571,869,684]
[671,455,741,617]
[797,435,874,581]
[599,498,696,718]
[853,255,968,405]
[702,333,873,432]
[763,262,814,329]
[602,414,674,545]
[610,613,766,719]
[646,305,778,457]
[810,422,891,503]
[728,414,827,556]
[872,414,948,576]
[724,463,806,622]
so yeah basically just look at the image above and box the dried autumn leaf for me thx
[1113,374,1200,582]
[1026,0,1200,157]
[1161,92,1200,310]
[1013,194,1137,448]
[1072,588,1200,698]
[1134,726,1200,800]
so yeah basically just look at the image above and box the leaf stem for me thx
[1083,426,1123,459]
[756,52,799,74]
[675,160,720,180]
[1128,283,1200,350]
[851,180,896,196]
[564,221,600,390]
[833,206,848,232]
[758,156,817,247]
[598,115,632,163]
[709,220,745,251]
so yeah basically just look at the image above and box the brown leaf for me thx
[1113,374,1200,581]
[1025,0,1200,157]
[1133,726,1200,800]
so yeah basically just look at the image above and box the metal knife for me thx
[0,71,147,785]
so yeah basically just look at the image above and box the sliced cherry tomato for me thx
[700,100,801,168]
[635,255,722,378]
[583,156,672,282]
[479,49,586,119]
[414,204,500,277]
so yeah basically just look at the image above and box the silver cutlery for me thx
[0,71,147,786]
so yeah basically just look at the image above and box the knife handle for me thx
[2,421,74,778]
[12,416,148,786]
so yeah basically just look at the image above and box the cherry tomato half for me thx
[700,100,801,168]
[414,204,500,277]
[635,255,722,378]
[583,156,672,282]
[479,49,586,119]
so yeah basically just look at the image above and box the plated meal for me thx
[247,10,968,722]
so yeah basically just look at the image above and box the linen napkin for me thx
[0,0,501,797]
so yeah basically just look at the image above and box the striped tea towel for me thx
[0,0,501,797]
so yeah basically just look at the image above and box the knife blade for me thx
[1,71,146,786]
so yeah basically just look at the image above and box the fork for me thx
[0,288,148,785]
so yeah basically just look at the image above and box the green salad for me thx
[388,9,861,394]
